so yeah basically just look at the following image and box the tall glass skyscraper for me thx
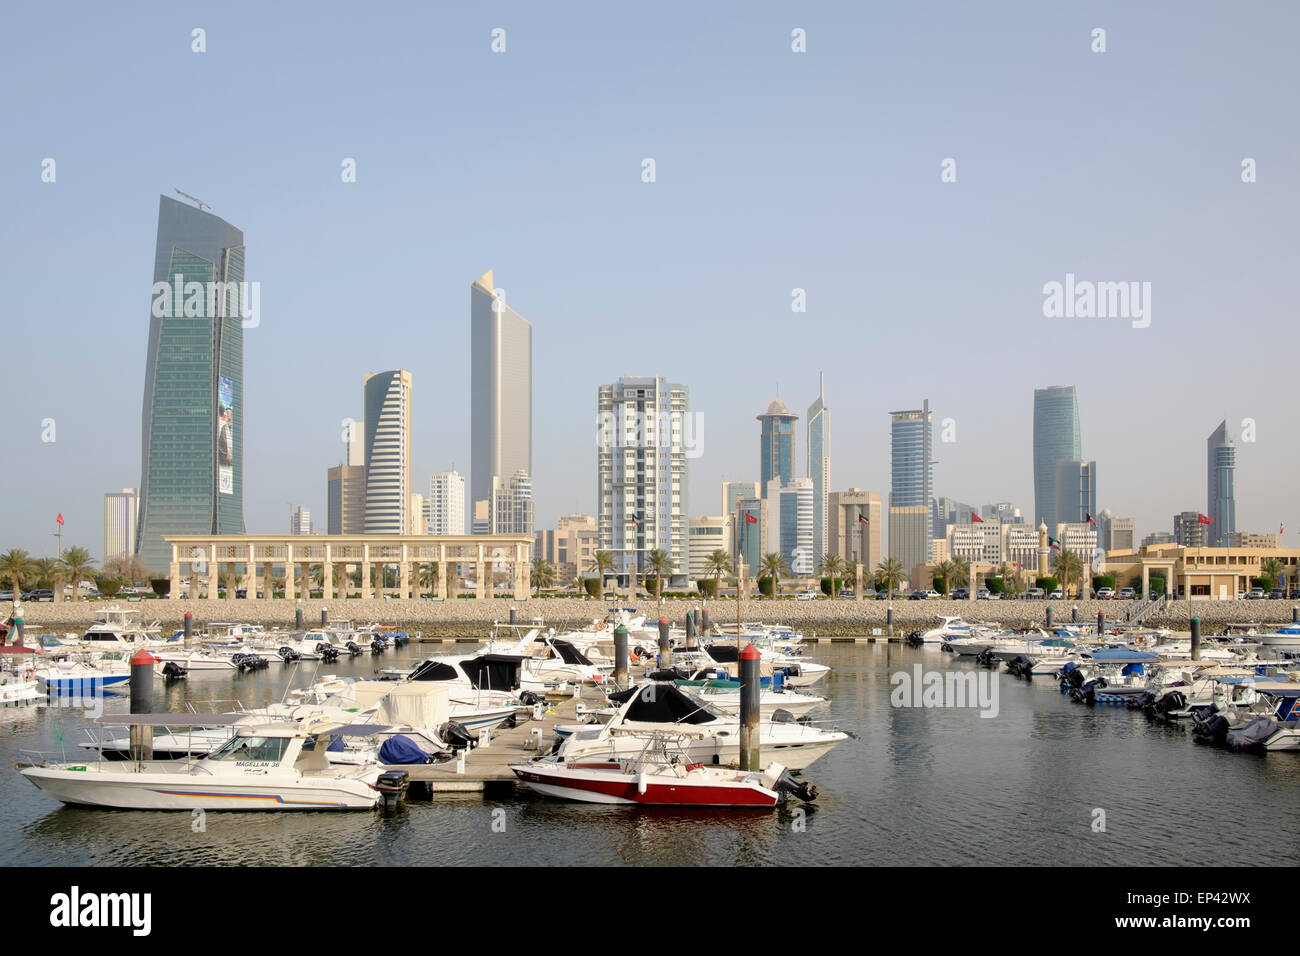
[807,374,830,570]
[889,399,933,571]
[758,398,798,498]
[470,270,532,531]
[136,195,246,573]
[1033,385,1081,533]
[363,369,413,534]
[1207,420,1236,547]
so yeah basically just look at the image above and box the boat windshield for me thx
[206,735,290,763]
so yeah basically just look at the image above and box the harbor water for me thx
[4,642,1298,866]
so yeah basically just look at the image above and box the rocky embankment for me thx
[16,595,1298,638]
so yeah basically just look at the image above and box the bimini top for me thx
[619,684,716,725]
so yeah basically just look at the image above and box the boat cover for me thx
[378,734,431,764]
[622,684,716,725]
[1226,717,1279,751]
[1090,648,1160,663]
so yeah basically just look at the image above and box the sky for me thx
[2,0,1297,561]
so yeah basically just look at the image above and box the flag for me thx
[1049,537,1061,551]
[970,512,984,523]
[1196,513,1213,525]
[744,512,759,525]
[1085,513,1096,527]
[56,513,64,526]
[631,513,643,529]
[858,515,870,525]
[1281,523,1286,535]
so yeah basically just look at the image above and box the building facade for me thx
[889,504,930,580]
[1033,385,1081,533]
[597,376,690,583]
[290,506,312,536]
[1207,420,1236,548]
[1099,513,1135,552]
[1232,532,1278,549]
[362,369,413,535]
[426,469,466,536]
[806,375,830,571]
[828,489,882,571]
[1054,459,1098,526]
[491,470,533,537]
[470,270,532,532]
[1174,511,1210,548]
[104,488,139,564]
[327,464,366,535]
[136,195,247,572]
[777,477,814,576]
[688,515,730,579]
[890,400,933,536]
[757,398,798,501]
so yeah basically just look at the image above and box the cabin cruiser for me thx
[286,675,516,737]
[916,616,1002,645]
[33,654,131,692]
[484,630,608,686]
[22,713,386,810]
[554,682,846,771]
[77,606,166,650]
[1247,624,1300,651]
[1058,648,1166,704]
[699,642,830,687]
[682,680,828,718]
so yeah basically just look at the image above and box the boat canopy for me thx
[550,639,593,666]
[622,684,716,725]
[1089,648,1159,663]
[703,644,739,664]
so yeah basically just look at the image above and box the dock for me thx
[391,689,584,794]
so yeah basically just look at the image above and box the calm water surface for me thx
[4,643,1298,866]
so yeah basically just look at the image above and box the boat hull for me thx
[511,764,777,807]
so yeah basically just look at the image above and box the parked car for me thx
[796,591,818,601]
[1026,587,1045,599]
[1269,589,1286,600]
[1290,589,1300,600]
[1247,587,1266,600]
[1096,587,1114,599]
[908,591,927,600]
[1049,589,1064,599]
[951,588,970,600]
[1117,587,1135,599]
[23,589,54,602]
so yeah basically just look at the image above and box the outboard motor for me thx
[278,646,300,663]
[974,648,997,667]
[1006,655,1034,679]
[374,770,410,809]
[345,641,361,656]
[1193,713,1231,746]
[518,690,546,707]
[1058,667,1085,692]
[767,765,818,803]
[316,643,340,663]
[939,642,953,653]
[1070,677,1106,705]
[370,639,384,654]
[162,661,188,681]
[1128,690,1157,711]
[1151,690,1186,720]
[905,631,924,647]
[438,721,475,752]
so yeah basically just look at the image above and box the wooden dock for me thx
[391,689,584,794]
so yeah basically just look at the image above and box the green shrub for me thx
[819,577,843,595]
[150,578,171,598]
[696,579,718,597]
[986,576,1004,594]
[757,576,774,596]
[583,578,601,598]
[1036,576,1058,593]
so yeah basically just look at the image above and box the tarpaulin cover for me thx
[378,734,430,764]
[1226,717,1279,751]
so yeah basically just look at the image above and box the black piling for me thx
[657,617,672,668]
[1191,617,1201,661]
[321,608,329,627]
[295,606,304,630]
[183,611,193,642]
[1097,611,1105,637]
[739,643,761,771]
[509,606,517,625]
[684,609,696,648]
[1046,606,1054,628]
[129,649,154,762]
[613,624,629,687]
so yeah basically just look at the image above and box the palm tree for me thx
[876,557,905,602]
[845,558,863,595]
[0,550,36,603]
[531,558,555,595]
[1262,557,1284,591]
[646,549,675,607]
[704,549,732,600]
[819,553,844,598]
[220,564,238,596]
[760,552,789,599]
[933,559,955,595]
[951,556,971,591]
[33,557,62,589]
[998,562,1019,597]
[587,550,617,598]
[1052,549,1084,597]
[59,547,97,600]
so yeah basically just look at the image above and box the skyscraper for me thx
[757,398,798,498]
[1054,460,1098,526]
[136,195,247,572]
[327,464,365,534]
[807,374,830,571]
[289,506,312,535]
[1207,420,1236,548]
[597,376,690,582]
[470,270,532,530]
[1033,385,1081,533]
[890,399,933,520]
[427,469,466,535]
[362,369,413,535]
[829,489,882,570]
[104,488,139,563]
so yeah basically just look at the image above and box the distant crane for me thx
[174,188,211,212]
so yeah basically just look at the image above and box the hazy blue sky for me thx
[2,1,1297,560]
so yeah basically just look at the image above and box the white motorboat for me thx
[698,642,830,687]
[286,676,516,737]
[34,654,132,693]
[77,606,166,650]
[1,646,47,706]
[485,630,609,686]
[917,616,1000,645]
[555,682,846,771]
[23,713,385,810]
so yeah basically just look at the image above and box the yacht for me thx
[77,606,165,650]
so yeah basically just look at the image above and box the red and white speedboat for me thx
[511,734,818,808]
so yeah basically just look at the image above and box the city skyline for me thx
[5,5,1298,560]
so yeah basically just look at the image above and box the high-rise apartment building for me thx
[104,488,139,563]
[470,270,532,532]
[890,401,933,539]
[491,470,533,537]
[1174,511,1210,548]
[427,470,466,535]
[289,506,312,535]
[362,369,413,534]
[136,195,247,572]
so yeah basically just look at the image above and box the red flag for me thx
[1196,513,1213,525]
[744,512,759,525]
[970,512,984,523]
[56,513,64,526]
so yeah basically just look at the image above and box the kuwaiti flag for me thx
[631,512,643,528]
[1085,512,1097,527]
[1049,536,1061,551]
[1196,513,1213,525]
[1282,523,1287,535]
[970,512,984,523]
[858,514,870,524]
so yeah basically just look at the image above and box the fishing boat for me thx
[22,714,387,810]
[512,732,817,807]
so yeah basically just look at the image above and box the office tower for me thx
[778,477,814,575]
[735,497,763,576]
[890,401,934,538]
[1174,511,1210,548]
[933,496,978,535]
[888,505,930,580]
[1099,513,1135,552]
[136,195,247,572]
[828,489,883,570]
[757,398,798,498]
[362,369,413,534]
[1054,460,1097,526]
[1033,385,1081,533]
[1207,421,1236,548]
[807,374,830,570]
[427,470,466,535]
[491,470,533,536]
[104,488,139,563]
[407,493,425,534]
[688,515,730,579]
[722,481,759,560]
[471,499,491,535]
[470,270,532,531]
[327,464,366,534]
[345,417,364,467]
[289,506,312,535]
[597,376,690,582]
[981,502,1024,523]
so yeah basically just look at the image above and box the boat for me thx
[1,645,47,706]
[512,732,818,807]
[699,643,830,687]
[76,606,165,650]
[22,713,387,810]
[34,654,131,693]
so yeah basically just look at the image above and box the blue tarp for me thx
[378,734,430,765]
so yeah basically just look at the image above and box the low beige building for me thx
[1100,543,1300,599]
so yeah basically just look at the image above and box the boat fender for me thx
[637,770,648,795]
[24,668,33,681]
